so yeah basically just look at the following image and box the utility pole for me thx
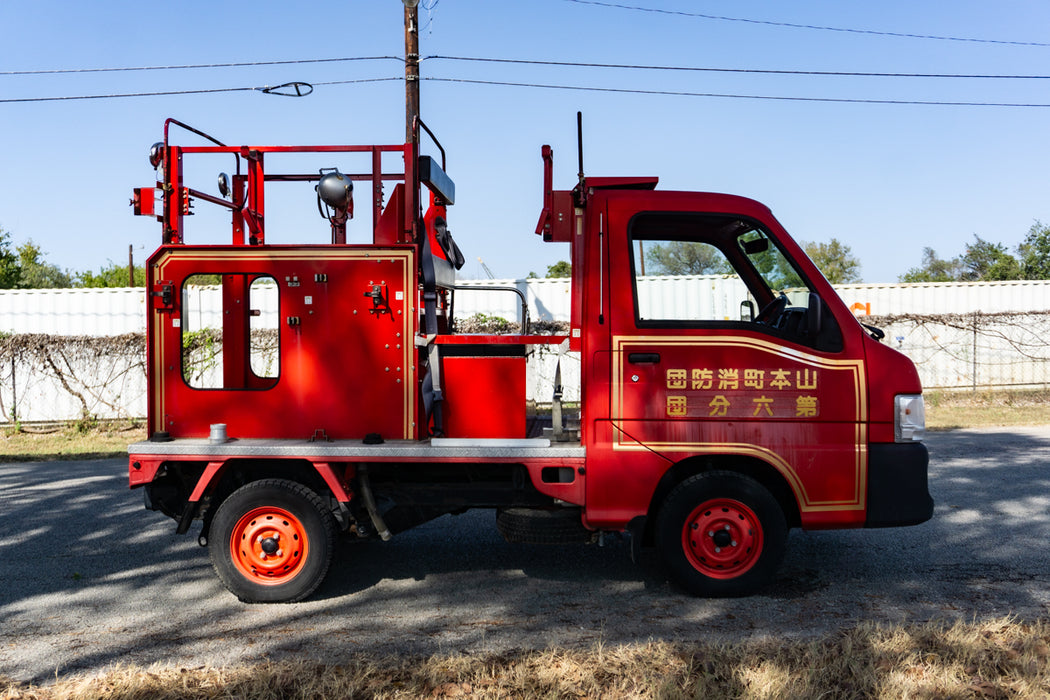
[128,244,134,286]
[404,0,420,147]
[403,0,420,243]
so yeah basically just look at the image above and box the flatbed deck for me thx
[129,437,586,460]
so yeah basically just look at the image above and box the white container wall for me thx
[7,279,1050,336]
[454,275,753,325]
[0,288,146,335]
[836,280,1050,317]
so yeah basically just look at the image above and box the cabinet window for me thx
[182,274,279,390]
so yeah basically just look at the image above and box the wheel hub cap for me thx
[230,507,308,584]
[682,498,763,579]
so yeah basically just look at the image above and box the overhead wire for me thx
[562,0,1050,48]
[425,55,1050,80]
[0,56,403,76]
[5,72,1048,108]
[3,47,1049,107]
[423,76,1050,108]
[6,53,1048,82]
[0,77,402,104]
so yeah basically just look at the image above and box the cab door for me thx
[602,195,869,529]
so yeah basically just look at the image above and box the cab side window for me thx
[633,239,745,322]
[629,212,842,351]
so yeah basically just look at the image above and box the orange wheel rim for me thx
[229,506,309,585]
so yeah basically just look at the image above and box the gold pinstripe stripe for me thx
[152,247,416,439]
[611,334,867,512]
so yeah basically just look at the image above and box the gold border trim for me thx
[611,334,867,512]
[153,247,416,439]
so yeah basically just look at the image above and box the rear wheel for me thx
[656,471,786,597]
[209,479,336,603]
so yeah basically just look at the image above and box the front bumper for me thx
[866,442,933,528]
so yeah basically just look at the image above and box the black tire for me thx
[209,478,336,603]
[495,507,592,544]
[655,471,787,597]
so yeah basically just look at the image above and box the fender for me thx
[133,456,354,535]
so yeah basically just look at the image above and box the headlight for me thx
[894,394,925,443]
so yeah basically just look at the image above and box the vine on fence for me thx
[181,328,279,388]
[453,313,568,335]
[0,333,146,424]
[865,311,1050,389]
[5,310,1048,421]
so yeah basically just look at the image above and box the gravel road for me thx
[2,426,1050,682]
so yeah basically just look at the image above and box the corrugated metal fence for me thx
[3,279,1049,422]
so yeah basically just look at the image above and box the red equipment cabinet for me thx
[437,336,528,439]
[148,245,416,441]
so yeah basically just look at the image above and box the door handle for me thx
[628,352,660,364]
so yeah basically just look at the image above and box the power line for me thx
[424,76,1050,108]
[0,56,402,76]
[562,0,1050,48]
[426,55,1050,80]
[8,52,1047,83]
[0,77,401,104]
[4,72,1047,108]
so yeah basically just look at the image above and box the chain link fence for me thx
[866,311,1050,390]
[0,334,146,425]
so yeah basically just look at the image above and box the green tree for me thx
[899,247,964,283]
[959,234,1021,281]
[545,260,572,278]
[0,230,74,289]
[1019,221,1050,280]
[15,240,73,288]
[802,238,861,284]
[76,261,146,288]
[0,230,20,289]
[643,241,731,276]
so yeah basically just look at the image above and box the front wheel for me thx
[209,479,336,603]
[656,471,787,597]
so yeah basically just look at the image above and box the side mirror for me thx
[740,300,755,322]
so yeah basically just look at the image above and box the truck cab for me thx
[538,166,931,593]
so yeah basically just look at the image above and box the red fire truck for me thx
[127,12,931,604]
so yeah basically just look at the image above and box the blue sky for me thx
[2,1,1050,283]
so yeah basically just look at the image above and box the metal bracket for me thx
[151,282,174,309]
[364,284,390,314]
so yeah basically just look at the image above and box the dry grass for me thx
[0,423,144,462]
[2,618,1049,699]
[926,389,1050,430]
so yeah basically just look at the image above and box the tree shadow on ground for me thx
[2,427,1049,682]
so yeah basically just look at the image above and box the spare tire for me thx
[495,507,593,545]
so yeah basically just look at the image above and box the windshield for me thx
[630,213,813,322]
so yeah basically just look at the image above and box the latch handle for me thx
[628,353,661,364]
